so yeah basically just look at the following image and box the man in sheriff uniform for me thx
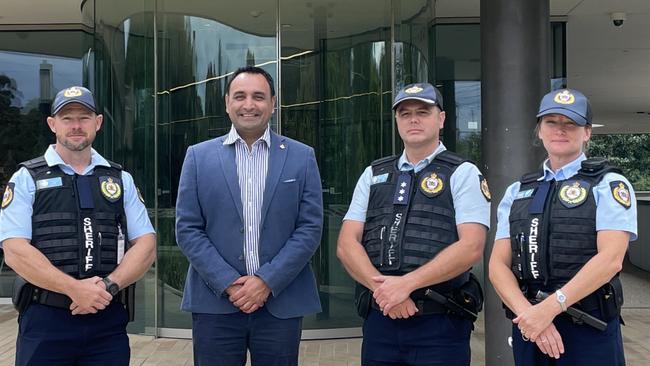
[0,86,156,365]
[337,83,490,365]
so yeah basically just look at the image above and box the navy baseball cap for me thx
[536,89,592,126]
[51,86,97,116]
[392,83,444,110]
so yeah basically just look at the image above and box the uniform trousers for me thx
[362,308,473,366]
[511,312,625,366]
[192,306,302,366]
[16,302,129,366]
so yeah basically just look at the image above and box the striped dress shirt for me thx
[223,125,270,275]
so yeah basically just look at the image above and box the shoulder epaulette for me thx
[521,170,544,184]
[18,156,47,170]
[434,150,469,167]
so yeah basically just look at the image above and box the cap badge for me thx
[611,181,631,208]
[553,90,575,105]
[100,176,122,202]
[63,87,83,98]
[559,180,588,208]
[404,85,423,94]
[420,172,444,197]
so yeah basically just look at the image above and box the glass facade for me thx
[11,0,650,342]
[0,29,91,297]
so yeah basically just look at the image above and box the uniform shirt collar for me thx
[223,125,271,147]
[540,153,586,181]
[44,145,110,175]
[398,142,447,172]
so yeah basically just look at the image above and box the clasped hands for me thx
[513,301,565,359]
[371,275,418,320]
[226,275,271,314]
[68,276,113,315]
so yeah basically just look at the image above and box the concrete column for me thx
[480,1,550,365]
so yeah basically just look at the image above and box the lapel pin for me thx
[280,144,286,150]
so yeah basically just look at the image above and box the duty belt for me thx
[370,298,447,316]
[31,287,121,310]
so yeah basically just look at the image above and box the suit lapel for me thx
[261,132,288,227]
[217,139,244,224]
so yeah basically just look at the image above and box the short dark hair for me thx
[225,66,276,97]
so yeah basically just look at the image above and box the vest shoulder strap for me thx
[106,159,123,171]
[18,156,49,179]
[520,170,543,184]
[434,150,469,167]
[370,155,398,175]
[19,156,47,170]
[578,157,622,180]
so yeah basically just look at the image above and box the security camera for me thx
[610,12,626,27]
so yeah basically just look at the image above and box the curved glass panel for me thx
[280,0,393,330]
[155,1,277,329]
[93,0,156,334]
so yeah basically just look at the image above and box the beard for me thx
[59,134,93,152]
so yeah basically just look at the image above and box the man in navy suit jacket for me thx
[175,66,323,366]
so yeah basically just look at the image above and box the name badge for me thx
[515,188,534,200]
[371,173,389,184]
[36,177,63,190]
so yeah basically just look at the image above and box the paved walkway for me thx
[1,305,649,365]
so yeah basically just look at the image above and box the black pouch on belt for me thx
[451,272,484,319]
[355,285,372,319]
[12,276,34,314]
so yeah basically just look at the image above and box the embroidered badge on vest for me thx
[479,175,491,202]
[610,181,631,209]
[100,176,122,202]
[420,172,444,197]
[558,180,589,208]
[1,183,14,209]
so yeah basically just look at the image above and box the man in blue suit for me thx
[175,66,323,366]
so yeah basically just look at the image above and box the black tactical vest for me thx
[21,156,128,279]
[509,158,621,289]
[362,150,469,292]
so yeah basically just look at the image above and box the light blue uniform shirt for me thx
[344,142,491,228]
[0,145,155,248]
[495,153,638,241]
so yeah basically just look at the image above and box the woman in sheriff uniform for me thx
[489,89,637,365]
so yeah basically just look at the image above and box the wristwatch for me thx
[102,277,120,296]
[555,290,567,312]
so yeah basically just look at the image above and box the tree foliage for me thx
[589,134,650,191]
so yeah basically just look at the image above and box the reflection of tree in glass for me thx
[0,75,50,187]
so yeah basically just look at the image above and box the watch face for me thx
[103,278,119,296]
[107,284,119,296]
